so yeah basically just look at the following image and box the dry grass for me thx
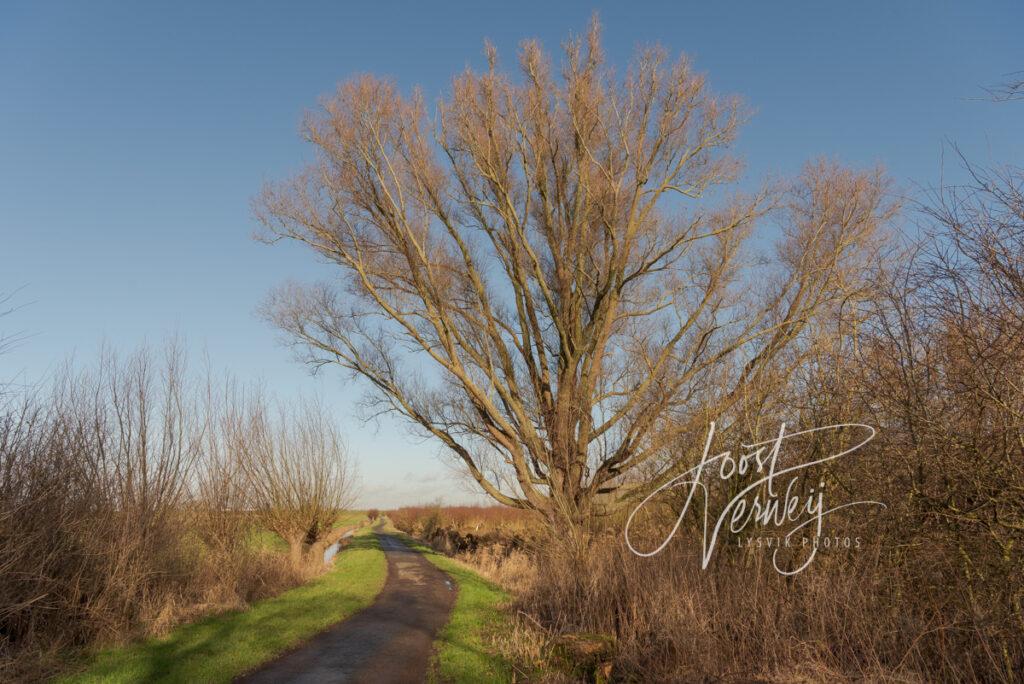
[394,499,1020,682]
[60,531,385,684]
[498,533,1019,682]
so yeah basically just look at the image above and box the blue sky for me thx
[1,1,1021,507]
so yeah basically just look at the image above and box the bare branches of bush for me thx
[0,342,357,680]
[0,289,27,359]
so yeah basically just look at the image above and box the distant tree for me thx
[234,396,357,564]
[256,19,894,542]
[367,508,380,522]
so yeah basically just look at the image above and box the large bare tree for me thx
[256,21,894,535]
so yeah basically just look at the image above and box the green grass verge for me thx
[60,529,387,684]
[388,526,514,683]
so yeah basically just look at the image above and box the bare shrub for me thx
[513,529,1019,682]
[0,288,26,366]
[0,346,202,671]
[0,344,341,680]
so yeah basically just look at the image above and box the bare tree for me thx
[235,395,356,564]
[256,20,894,537]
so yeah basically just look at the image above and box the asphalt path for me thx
[238,526,456,684]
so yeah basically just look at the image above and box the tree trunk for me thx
[545,495,595,562]
[287,536,305,566]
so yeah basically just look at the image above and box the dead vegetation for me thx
[0,343,357,681]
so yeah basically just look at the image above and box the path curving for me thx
[238,526,457,684]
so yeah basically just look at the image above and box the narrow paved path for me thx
[238,527,457,684]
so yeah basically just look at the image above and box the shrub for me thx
[0,344,342,681]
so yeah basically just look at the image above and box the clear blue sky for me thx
[2,1,1021,507]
